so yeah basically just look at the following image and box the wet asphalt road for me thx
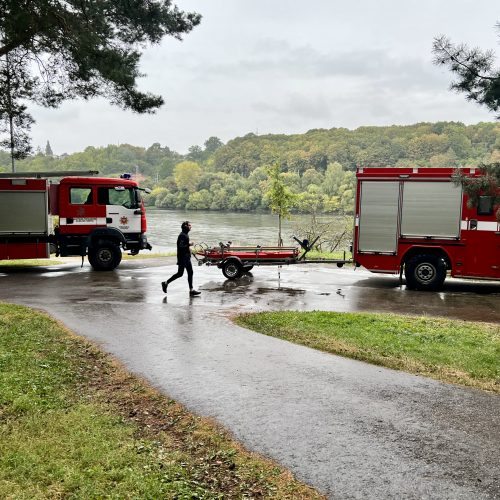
[0,258,499,499]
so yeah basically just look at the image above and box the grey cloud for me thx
[193,41,449,94]
[253,93,333,121]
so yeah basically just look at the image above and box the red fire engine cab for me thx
[353,167,499,290]
[0,171,152,271]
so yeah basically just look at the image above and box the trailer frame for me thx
[194,237,351,279]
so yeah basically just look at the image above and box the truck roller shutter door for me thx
[401,181,461,238]
[0,191,48,235]
[358,181,399,253]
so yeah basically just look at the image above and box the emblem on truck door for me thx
[120,216,128,225]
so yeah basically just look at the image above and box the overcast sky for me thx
[30,0,500,155]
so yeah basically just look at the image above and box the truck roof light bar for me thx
[0,171,99,179]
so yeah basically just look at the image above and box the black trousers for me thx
[167,259,193,289]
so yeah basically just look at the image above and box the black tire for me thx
[88,242,122,271]
[243,265,254,272]
[405,254,446,291]
[222,260,243,280]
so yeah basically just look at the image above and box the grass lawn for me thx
[0,253,175,268]
[304,250,352,261]
[121,251,176,259]
[0,259,65,266]
[235,311,500,393]
[0,303,321,499]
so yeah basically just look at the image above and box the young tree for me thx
[264,163,296,246]
[433,25,500,117]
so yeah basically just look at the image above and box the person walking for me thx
[162,221,201,296]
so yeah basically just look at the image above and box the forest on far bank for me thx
[0,121,498,214]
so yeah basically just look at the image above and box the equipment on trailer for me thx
[195,237,350,279]
[0,171,152,271]
[353,167,499,290]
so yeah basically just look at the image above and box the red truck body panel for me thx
[0,178,50,259]
[0,175,150,267]
[353,167,499,283]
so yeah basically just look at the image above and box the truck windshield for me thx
[98,187,138,209]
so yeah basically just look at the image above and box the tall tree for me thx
[45,140,53,156]
[204,136,224,154]
[186,145,204,162]
[0,0,201,158]
[0,49,34,170]
[433,25,500,117]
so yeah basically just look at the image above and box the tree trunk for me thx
[5,53,15,172]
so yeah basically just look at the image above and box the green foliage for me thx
[264,163,296,218]
[8,122,500,214]
[173,160,202,192]
[213,122,499,173]
[0,0,201,112]
[433,26,500,117]
[453,163,500,221]
[264,163,297,245]
[0,50,34,168]
[0,0,201,163]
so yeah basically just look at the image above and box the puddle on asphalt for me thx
[254,287,306,296]
[206,277,306,296]
[40,271,74,277]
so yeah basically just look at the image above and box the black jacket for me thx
[177,230,191,264]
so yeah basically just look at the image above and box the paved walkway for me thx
[0,259,499,499]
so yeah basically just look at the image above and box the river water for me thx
[145,208,335,252]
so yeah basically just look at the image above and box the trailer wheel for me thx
[88,242,122,271]
[405,254,446,291]
[222,260,243,280]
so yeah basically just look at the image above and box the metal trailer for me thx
[195,237,351,279]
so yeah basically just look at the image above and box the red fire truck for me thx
[353,167,499,290]
[0,171,152,270]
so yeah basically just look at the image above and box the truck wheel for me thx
[405,254,446,291]
[88,242,122,271]
[222,260,243,280]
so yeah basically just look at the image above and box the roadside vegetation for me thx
[121,251,176,260]
[0,250,347,267]
[305,250,352,261]
[0,259,64,266]
[235,311,500,393]
[2,122,498,215]
[0,303,321,498]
